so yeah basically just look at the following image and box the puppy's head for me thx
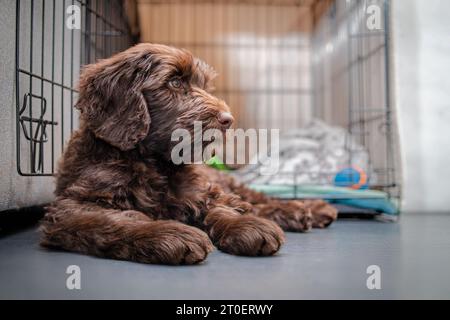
[76,43,233,155]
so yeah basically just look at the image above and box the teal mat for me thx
[249,184,399,215]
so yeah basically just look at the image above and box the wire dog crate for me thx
[14,0,401,212]
[15,0,135,176]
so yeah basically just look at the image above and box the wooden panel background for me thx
[135,0,323,131]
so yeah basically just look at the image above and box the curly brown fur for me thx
[41,43,336,265]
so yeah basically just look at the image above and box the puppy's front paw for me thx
[303,200,338,228]
[214,215,285,256]
[139,221,214,265]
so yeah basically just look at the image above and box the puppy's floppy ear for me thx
[76,49,152,151]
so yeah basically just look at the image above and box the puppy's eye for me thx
[169,79,182,89]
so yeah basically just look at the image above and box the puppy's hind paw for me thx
[303,200,338,228]
[254,201,313,232]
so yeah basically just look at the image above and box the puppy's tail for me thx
[40,198,213,265]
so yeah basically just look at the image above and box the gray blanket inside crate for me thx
[233,119,374,187]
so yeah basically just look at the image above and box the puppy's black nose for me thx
[217,112,234,128]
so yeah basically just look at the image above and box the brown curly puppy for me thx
[40,43,337,265]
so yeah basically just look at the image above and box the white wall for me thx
[392,0,450,212]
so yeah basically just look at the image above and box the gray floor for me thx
[1,214,450,299]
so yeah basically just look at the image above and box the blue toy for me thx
[334,167,368,189]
